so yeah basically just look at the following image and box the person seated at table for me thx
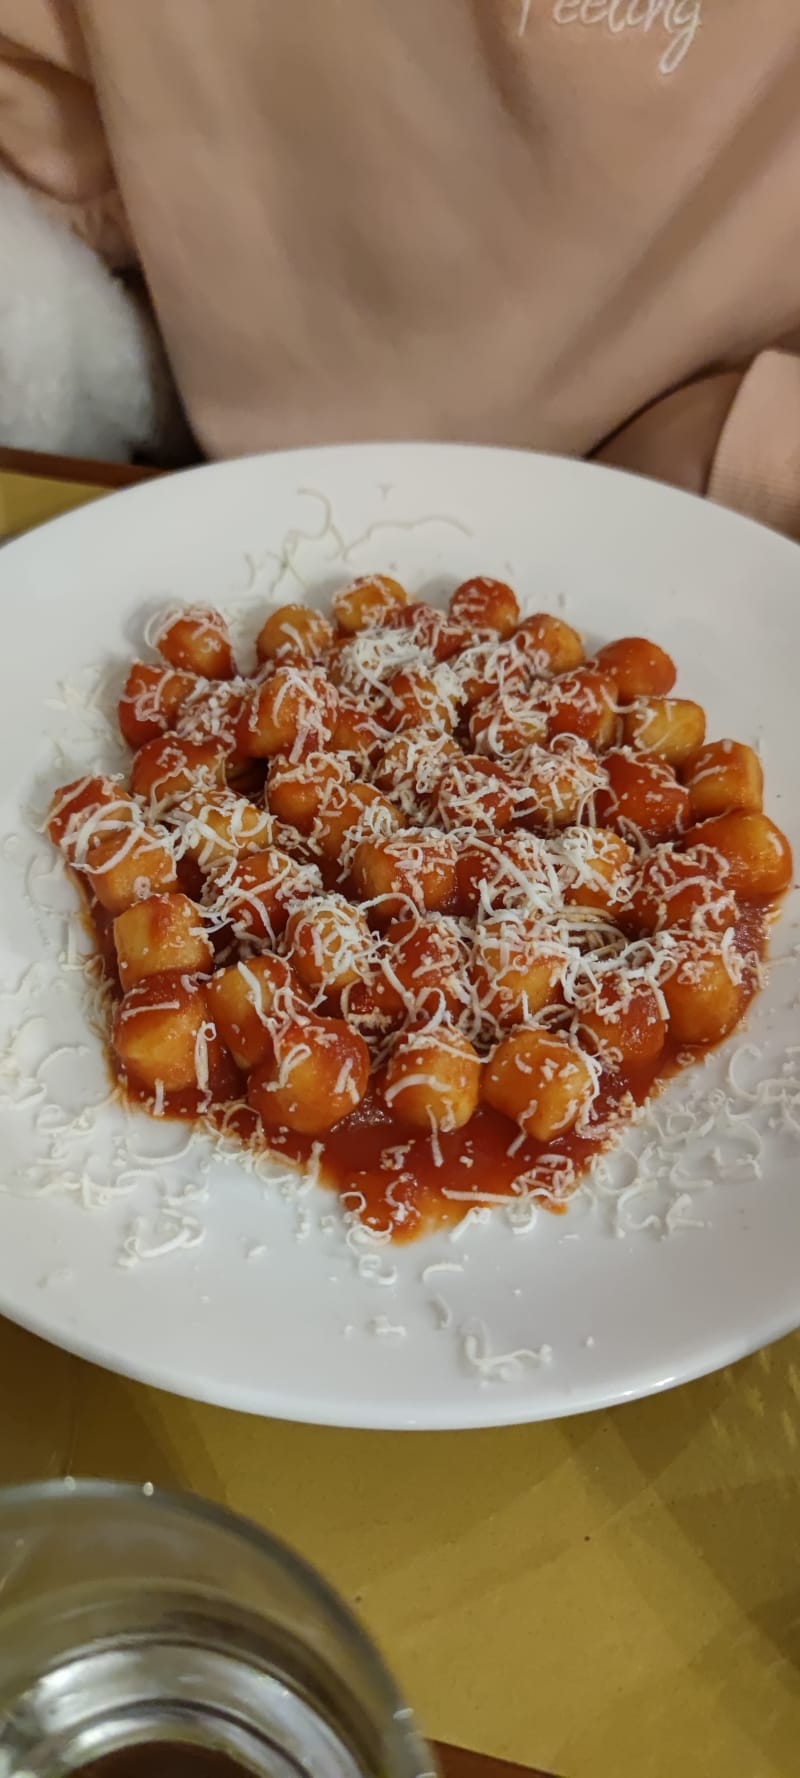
[0,1,799,538]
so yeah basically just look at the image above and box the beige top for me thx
[2,0,800,534]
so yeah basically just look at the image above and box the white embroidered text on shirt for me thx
[544,0,703,78]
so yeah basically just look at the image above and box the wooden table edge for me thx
[435,1743,559,1778]
[0,445,157,490]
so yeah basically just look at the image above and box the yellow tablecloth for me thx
[2,468,799,1778]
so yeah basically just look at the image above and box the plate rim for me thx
[1,441,799,1429]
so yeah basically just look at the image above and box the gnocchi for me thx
[576,973,666,1067]
[449,576,520,637]
[285,895,374,994]
[236,665,338,761]
[468,912,565,1033]
[384,1024,481,1132]
[86,826,178,914]
[592,636,676,700]
[623,697,706,767]
[662,938,743,1045]
[113,892,213,989]
[130,735,228,812]
[684,811,793,900]
[119,663,197,749]
[483,1030,595,1142]
[265,751,355,833]
[434,754,517,834]
[150,605,236,680]
[205,955,308,1071]
[256,603,334,667]
[203,849,322,943]
[50,580,791,1245]
[512,613,584,674]
[351,829,458,923]
[248,1014,370,1133]
[333,575,408,634]
[374,915,469,1022]
[683,740,763,820]
[113,972,213,1094]
[594,749,689,840]
[540,668,618,749]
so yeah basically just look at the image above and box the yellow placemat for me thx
[2,469,799,1778]
[6,1329,799,1778]
[0,469,103,541]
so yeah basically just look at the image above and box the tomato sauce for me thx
[82,883,770,1243]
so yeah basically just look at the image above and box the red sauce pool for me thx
[85,893,771,1242]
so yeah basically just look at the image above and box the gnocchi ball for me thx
[205,955,308,1071]
[385,601,464,660]
[352,829,458,924]
[540,668,618,750]
[683,812,793,901]
[662,937,743,1045]
[556,826,633,913]
[385,665,462,735]
[517,737,606,831]
[113,892,213,990]
[456,831,553,916]
[455,839,506,916]
[330,695,391,763]
[483,1029,595,1142]
[375,915,469,1021]
[625,846,738,935]
[470,693,548,757]
[434,754,517,833]
[592,636,676,700]
[203,848,322,942]
[683,740,764,820]
[324,634,395,704]
[85,826,178,914]
[118,662,198,749]
[130,735,228,812]
[47,776,138,861]
[512,613,584,674]
[311,783,403,871]
[151,605,236,680]
[113,971,211,1093]
[167,789,273,870]
[285,894,373,993]
[266,751,355,833]
[372,732,461,820]
[469,913,565,1031]
[449,576,520,637]
[451,638,531,709]
[333,575,408,634]
[623,697,706,768]
[248,1013,370,1133]
[174,680,248,758]
[593,749,689,840]
[576,973,666,1067]
[255,603,334,667]
[384,1024,481,1132]
[236,665,338,760]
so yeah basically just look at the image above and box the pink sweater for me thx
[2,0,800,535]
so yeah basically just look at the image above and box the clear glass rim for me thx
[0,1478,413,1731]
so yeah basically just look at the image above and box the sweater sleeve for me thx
[706,352,800,543]
[595,354,800,542]
[0,0,133,268]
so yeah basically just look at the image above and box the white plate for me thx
[0,445,798,1430]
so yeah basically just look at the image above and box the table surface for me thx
[1,457,799,1778]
